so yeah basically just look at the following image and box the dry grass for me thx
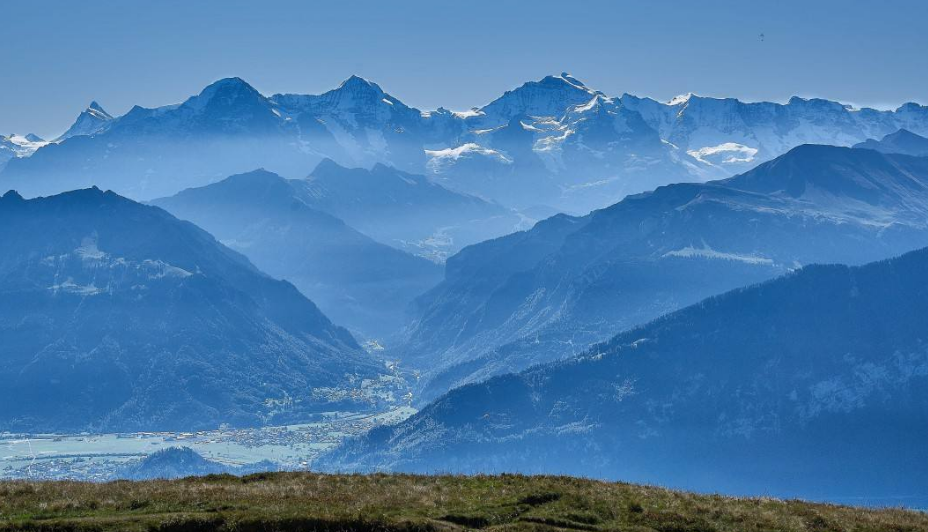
[0,472,925,531]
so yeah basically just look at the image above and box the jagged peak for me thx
[668,92,696,106]
[84,101,113,120]
[335,74,385,94]
[478,73,601,120]
[56,100,115,141]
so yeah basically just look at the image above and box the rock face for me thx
[327,245,928,502]
[4,75,927,213]
[399,146,928,401]
[152,169,444,338]
[0,187,392,433]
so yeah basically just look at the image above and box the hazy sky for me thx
[3,0,927,138]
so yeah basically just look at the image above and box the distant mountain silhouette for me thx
[301,159,523,261]
[854,129,928,157]
[153,169,443,338]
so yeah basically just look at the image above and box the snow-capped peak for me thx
[668,93,695,106]
[309,75,416,121]
[540,72,589,91]
[56,100,115,141]
[85,101,112,120]
[477,73,602,125]
[452,107,485,119]
[1,133,50,166]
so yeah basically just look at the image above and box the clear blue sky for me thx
[3,0,927,138]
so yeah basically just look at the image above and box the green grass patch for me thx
[0,473,924,531]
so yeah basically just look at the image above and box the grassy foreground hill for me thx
[1,473,925,532]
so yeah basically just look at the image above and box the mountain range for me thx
[0,187,396,433]
[326,244,928,501]
[398,145,928,402]
[4,75,927,214]
[4,72,928,501]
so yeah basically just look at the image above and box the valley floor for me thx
[1,472,926,532]
[0,407,415,481]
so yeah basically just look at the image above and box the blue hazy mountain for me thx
[5,75,928,213]
[327,245,928,502]
[401,146,928,402]
[0,187,392,433]
[152,169,443,338]
[854,129,928,157]
[299,159,524,261]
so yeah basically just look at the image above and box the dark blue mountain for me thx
[152,169,443,338]
[401,145,928,402]
[327,245,928,503]
[117,447,279,480]
[0,187,391,433]
[854,129,928,157]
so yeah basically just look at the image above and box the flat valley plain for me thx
[1,473,927,532]
[0,407,415,481]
